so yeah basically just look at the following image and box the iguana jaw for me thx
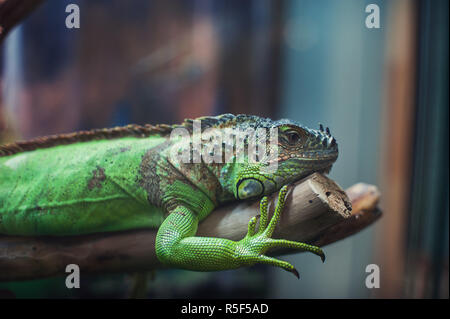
[277,158,336,186]
[232,163,335,200]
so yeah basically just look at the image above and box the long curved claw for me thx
[287,267,300,279]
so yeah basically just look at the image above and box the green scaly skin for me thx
[0,114,338,277]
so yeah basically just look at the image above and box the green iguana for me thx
[0,114,338,277]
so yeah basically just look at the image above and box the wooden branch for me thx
[0,173,381,281]
[311,182,381,247]
[0,0,44,44]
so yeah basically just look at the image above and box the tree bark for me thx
[0,173,381,281]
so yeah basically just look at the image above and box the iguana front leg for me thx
[155,186,325,277]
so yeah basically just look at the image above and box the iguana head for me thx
[213,114,339,200]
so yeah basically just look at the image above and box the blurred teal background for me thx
[0,0,448,298]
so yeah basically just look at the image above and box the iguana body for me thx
[0,114,338,276]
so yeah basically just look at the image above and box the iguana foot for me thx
[237,185,325,278]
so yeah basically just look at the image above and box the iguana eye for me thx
[286,131,301,145]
